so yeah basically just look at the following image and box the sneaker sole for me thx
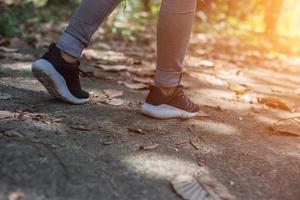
[141,103,198,119]
[32,59,89,104]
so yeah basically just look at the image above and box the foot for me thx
[32,43,89,104]
[141,85,200,119]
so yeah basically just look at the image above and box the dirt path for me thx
[1,36,300,200]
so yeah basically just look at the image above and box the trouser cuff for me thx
[56,32,85,58]
[154,69,182,88]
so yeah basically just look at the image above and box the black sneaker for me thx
[32,43,89,104]
[141,85,200,119]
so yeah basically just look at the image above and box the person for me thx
[32,0,200,119]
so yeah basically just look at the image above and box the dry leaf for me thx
[139,143,159,150]
[128,128,144,134]
[97,65,128,72]
[0,110,14,119]
[103,89,123,98]
[258,96,290,111]
[131,75,153,85]
[0,47,18,53]
[70,125,93,131]
[0,93,12,100]
[196,110,210,118]
[240,93,258,104]
[8,191,25,200]
[105,98,124,106]
[190,137,202,150]
[199,60,215,68]
[272,117,300,136]
[119,81,149,90]
[228,84,250,96]
[171,174,236,200]
[171,175,214,200]
[127,67,155,77]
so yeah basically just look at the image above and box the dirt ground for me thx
[1,33,300,200]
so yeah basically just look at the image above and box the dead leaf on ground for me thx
[83,49,129,65]
[171,174,210,200]
[190,136,202,150]
[139,143,159,150]
[199,60,215,68]
[103,89,123,98]
[119,81,149,90]
[97,65,128,72]
[105,98,124,106]
[196,110,210,118]
[240,93,258,104]
[171,174,236,200]
[272,117,300,136]
[1,130,24,138]
[8,191,25,200]
[0,110,14,119]
[0,93,12,100]
[128,128,144,134]
[16,111,28,121]
[228,84,250,96]
[258,96,290,111]
[70,125,93,131]
[0,52,34,61]
[127,67,155,77]
[31,114,62,124]
[0,46,18,53]
[131,75,153,85]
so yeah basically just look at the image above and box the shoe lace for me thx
[175,85,196,110]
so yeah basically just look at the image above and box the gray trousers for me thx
[57,0,196,87]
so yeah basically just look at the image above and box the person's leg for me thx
[155,0,196,88]
[57,0,121,59]
[32,0,121,104]
[141,0,200,119]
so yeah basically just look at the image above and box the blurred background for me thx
[1,0,300,55]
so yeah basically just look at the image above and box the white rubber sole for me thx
[141,103,198,119]
[32,59,89,104]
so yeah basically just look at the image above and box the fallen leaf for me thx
[16,111,28,121]
[97,65,128,72]
[171,174,236,200]
[92,70,113,80]
[127,67,155,77]
[199,60,215,68]
[105,98,124,106]
[190,136,202,150]
[0,110,14,119]
[1,52,34,61]
[240,93,258,104]
[139,143,159,150]
[0,93,12,100]
[196,110,210,118]
[171,175,215,200]
[131,75,153,85]
[103,89,123,98]
[272,117,300,136]
[70,125,93,131]
[119,81,149,90]
[8,191,25,200]
[0,46,18,53]
[1,130,24,138]
[128,128,144,134]
[258,96,290,111]
[228,84,250,96]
